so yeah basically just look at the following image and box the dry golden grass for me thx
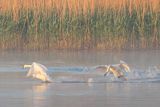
[0,0,159,16]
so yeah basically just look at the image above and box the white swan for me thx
[95,60,131,80]
[24,62,52,83]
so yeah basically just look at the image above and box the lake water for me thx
[0,50,160,107]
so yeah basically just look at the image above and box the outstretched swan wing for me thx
[120,60,131,72]
[94,65,107,71]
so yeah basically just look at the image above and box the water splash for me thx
[1,65,160,83]
[45,66,160,83]
[101,66,160,83]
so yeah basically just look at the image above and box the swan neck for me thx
[24,64,32,68]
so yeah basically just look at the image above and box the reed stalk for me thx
[0,0,160,50]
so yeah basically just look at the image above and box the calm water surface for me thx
[0,50,160,107]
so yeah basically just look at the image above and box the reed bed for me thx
[0,0,160,50]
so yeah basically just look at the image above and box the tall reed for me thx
[0,0,160,50]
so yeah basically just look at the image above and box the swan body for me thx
[104,65,127,80]
[95,60,131,80]
[24,62,52,83]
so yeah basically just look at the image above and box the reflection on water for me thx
[32,83,50,107]
[32,83,49,94]
[0,72,160,107]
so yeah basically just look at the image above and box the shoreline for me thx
[0,34,159,51]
